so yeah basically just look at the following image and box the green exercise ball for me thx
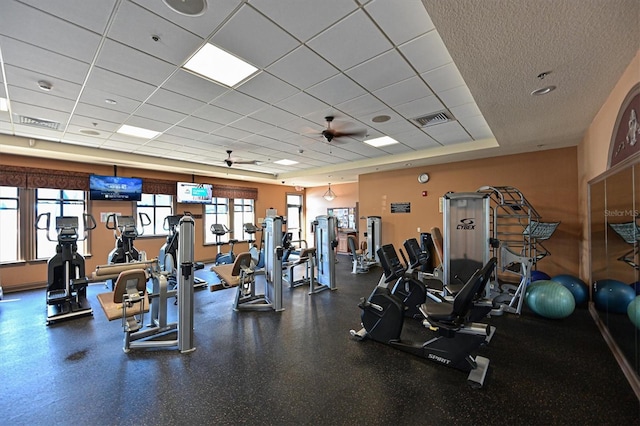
[525,280,576,319]
[628,296,640,329]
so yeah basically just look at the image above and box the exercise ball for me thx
[593,279,636,314]
[551,274,589,306]
[630,281,640,295]
[628,296,640,329]
[531,270,551,282]
[525,280,575,319]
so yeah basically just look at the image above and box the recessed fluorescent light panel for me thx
[364,136,399,147]
[183,43,258,87]
[117,124,160,139]
[0,97,8,112]
[274,159,298,166]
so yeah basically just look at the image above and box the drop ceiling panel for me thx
[191,104,242,126]
[11,102,70,125]
[0,1,102,62]
[335,93,387,118]
[373,76,435,108]
[395,129,440,150]
[147,89,205,116]
[365,0,435,45]
[213,90,268,116]
[345,50,416,92]
[13,124,64,140]
[68,115,120,133]
[95,39,176,86]
[237,72,299,105]
[211,5,299,69]
[63,133,107,147]
[425,121,471,145]
[77,88,141,114]
[19,0,118,34]
[5,67,82,103]
[131,0,243,39]
[74,103,130,125]
[175,116,222,134]
[123,116,171,133]
[394,95,445,119]
[250,0,358,42]
[399,31,452,74]
[250,106,298,127]
[107,0,204,66]
[228,117,270,134]
[210,126,253,141]
[308,10,392,70]
[163,70,229,103]
[276,92,330,117]
[437,85,475,109]
[266,46,338,90]
[134,103,186,125]
[86,67,157,101]
[450,102,483,120]
[0,37,91,85]
[306,74,368,106]
[421,63,466,93]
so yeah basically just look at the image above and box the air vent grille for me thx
[412,111,455,127]
[19,115,60,130]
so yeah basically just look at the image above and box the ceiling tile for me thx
[346,50,415,92]
[394,95,445,119]
[266,46,338,90]
[73,103,130,125]
[68,114,120,133]
[212,5,299,69]
[122,116,171,133]
[162,70,229,103]
[399,30,452,74]
[275,92,329,117]
[78,88,141,114]
[86,67,157,101]
[213,90,268,116]
[250,0,358,42]
[146,89,205,116]
[250,106,298,127]
[7,85,77,114]
[5,66,82,103]
[95,39,177,86]
[424,121,471,145]
[11,102,70,125]
[373,76,434,107]
[178,116,224,134]
[450,102,483,120]
[308,10,392,70]
[134,103,186,125]
[306,74,367,106]
[107,0,204,66]
[131,0,243,39]
[237,72,299,105]
[365,0,435,45]
[394,128,440,149]
[191,104,242,126]
[19,0,118,34]
[335,93,387,118]
[437,85,475,108]
[228,117,269,134]
[422,62,466,93]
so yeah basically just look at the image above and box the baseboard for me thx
[589,302,640,400]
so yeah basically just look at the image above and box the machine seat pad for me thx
[210,252,253,291]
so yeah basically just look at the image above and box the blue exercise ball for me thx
[628,296,640,329]
[630,281,640,295]
[593,279,635,314]
[531,270,551,282]
[551,274,589,306]
[525,280,575,319]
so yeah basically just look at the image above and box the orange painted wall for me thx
[577,49,640,279]
[359,147,580,278]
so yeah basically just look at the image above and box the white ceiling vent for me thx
[412,110,455,127]
[19,115,60,130]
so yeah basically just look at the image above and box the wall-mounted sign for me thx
[609,82,640,168]
[391,202,411,213]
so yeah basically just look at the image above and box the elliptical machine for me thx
[350,243,496,388]
[36,213,97,325]
[211,224,237,265]
[106,212,151,264]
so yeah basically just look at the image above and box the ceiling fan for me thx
[223,150,260,167]
[317,116,367,143]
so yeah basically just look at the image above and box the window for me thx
[136,194,173,235]
[233,198,255,241]
[35,188,87,259]
[0,186,19,262]
[204,198,229,244]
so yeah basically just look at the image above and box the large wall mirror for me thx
[589,161,639,378]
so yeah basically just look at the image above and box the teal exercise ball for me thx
[628,296,640,329]
[593,279,635,314]
[525,280,575,319]
[551,274,588,306]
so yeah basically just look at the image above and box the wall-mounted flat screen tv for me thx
[177,182,213,204]
[89,175,143,201]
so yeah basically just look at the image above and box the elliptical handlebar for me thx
[36,212,96,242]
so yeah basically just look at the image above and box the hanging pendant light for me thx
[323,183,336,201]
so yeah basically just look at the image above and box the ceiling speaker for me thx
[163,0,207,16]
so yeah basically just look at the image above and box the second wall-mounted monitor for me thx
[177,182,213,204]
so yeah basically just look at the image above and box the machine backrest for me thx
[231,252,254,276]
[403,238,429,268]
[113,268,147,304]
[377,244,405,283]
[451,269,484,318]
[476,257,497,299]
[347,235,359,254]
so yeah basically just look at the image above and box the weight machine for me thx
[313,215,338,293]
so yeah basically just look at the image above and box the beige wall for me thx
[359,147,580,278]
[577,49,640,280]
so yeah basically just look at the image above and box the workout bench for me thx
[96,268,150,330]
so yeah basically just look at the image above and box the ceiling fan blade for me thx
[334,129,368,139]
[234,160,261,165]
